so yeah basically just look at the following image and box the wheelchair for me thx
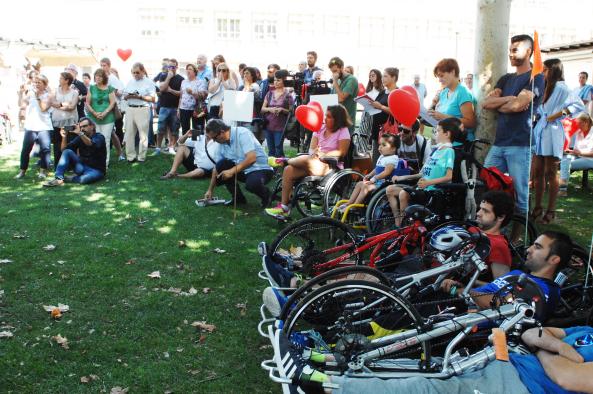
[269,155,364,218]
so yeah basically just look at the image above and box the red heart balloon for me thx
[388,89,420,128]
[309,101,323,114]
[401,85,420,103]
[357,82,366,97]
[117,48,132,62]
[295,103,323,132]
[562,118,579,151]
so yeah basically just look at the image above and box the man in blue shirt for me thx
[575,71,593,108]
[196,54,213,84]
[203,119,273,207]
[482,34,545,215]
[303,51,322,84]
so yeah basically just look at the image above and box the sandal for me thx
[529,206,544,222]
[541,210,556,225]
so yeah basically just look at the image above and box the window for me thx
[217,17,241,39]
[359,17,385,47]
[288,14,314,38]
[138,8,166,39]
[253,19,277,41]
[176,9,203,29]
[324,15,350,37]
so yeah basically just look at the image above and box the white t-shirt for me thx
[574,129,593,153]
[398,134,432,170]
[24,91,53,131]
[375,154,399,173]
[185,135,221,170]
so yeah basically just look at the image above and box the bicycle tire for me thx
[269,216,362,276]
[365,188,396,234]
[502,214,538,250]
[278,265,392,322]
[283,279,431,373]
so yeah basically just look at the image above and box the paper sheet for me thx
[222,90,254,123]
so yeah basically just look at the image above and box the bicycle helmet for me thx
[429,225,471,252]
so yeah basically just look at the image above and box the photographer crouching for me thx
[43,117,106,187]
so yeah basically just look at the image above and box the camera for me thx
[64,125,75,132]
[283,72,305,90]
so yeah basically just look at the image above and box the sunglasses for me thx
[218,68,228,72]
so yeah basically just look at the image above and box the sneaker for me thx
[263,287,288,317]
[152,148,161,156]
[14,172,25,179]
[43,179,64,187]
[268,156,288,168]
[265,203,290,219]
[118,154,126,161]
[37,172,47,179]
[167,147,177,155]
[275,330,329,391]
[262,255,293,288]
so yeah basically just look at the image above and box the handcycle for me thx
[261,274,544,392]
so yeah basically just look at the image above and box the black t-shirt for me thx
[157,74,184,108]
[371,89,390,139]
[66,133,107,174]
[72,79,87,119]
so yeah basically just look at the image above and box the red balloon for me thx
[295,103,323,132]
[388,89,420,127]
[401,85,419,103]
[117,48,132,62]
[562,118,579,151]
[357,82,366,97]
[309,101,323,114]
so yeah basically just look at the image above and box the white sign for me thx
[309,94,339,114]
[222,90,254,123]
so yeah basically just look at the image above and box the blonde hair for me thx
[35,74,49,86]
[577,112,593,128]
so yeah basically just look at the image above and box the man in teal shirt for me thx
[329,57,358,134]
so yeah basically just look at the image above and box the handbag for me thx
[377,115,398,142]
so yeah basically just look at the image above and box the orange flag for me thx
[531,31,543,80]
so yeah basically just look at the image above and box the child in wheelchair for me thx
[337,133,401,211]
[387,117,464,226]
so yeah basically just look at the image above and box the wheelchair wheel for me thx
[322,170,364,216]
[365,188,395,234]
[283,280,430,373]
[278,265,392,322]
[269,217,362,276]
[501,214,538,250]
[294,180,324,217]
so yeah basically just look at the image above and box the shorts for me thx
[181,147,213,177]
[403,187,438,206]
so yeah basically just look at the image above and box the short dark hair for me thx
[274,69,289,81]
[380,133,400,151]
[541,230,573,270]
[480,190,514,228]
[511,34,534,58]
[384,67,399,83]
[268,64,280,71]
[205,119,230,135]
[580,71,589,79]
[307,51,317,60]
[99,57,111,66]
[82,72,91,79]
[60,71,73,85]
[326,104,352,130]
[169,58,178,66]
[328,57,344,69]
[437,117,465,143]
[78,117,96,129]
[239,63,247,70]
[433,58,460,78]
[244,67,258,82]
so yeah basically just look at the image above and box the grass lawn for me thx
[0,136,592,393]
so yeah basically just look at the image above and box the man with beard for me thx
[482,34,545,216]
[259,63,280,102]
[303,51,322,84]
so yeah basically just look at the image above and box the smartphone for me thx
[190,129,197,141]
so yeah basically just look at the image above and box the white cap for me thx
[65,64,79,74]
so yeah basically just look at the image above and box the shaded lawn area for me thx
[0,138,592,393]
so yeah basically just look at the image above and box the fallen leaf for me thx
[147,271,161,279]
[52,334,69,349]
[191,321,216,333]
[289,246,303,257]
[103,232,111,236]
[178,240,187,248]
[43,303,70,313]
[166,287,182,294]
[137,218,148,225]
[80,375,99,383]
[12,233,28,239]
[57,260,65,265]
[213,248,226,254]
[0,331,14,338]
[235,303,247,316]
[188,369,200,375]
[43,244,56,252]
[0,259,13,264]
[202,288,211,294]
[110,387,129,394]
[163,351,170,359]
[176,347,184,352]
[187,287,198,295]
[199,334,207,344]
[126,259,136,265]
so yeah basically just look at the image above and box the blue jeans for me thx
[157,106,179,136]
[560,155,593,181]
[55,149,104,184]
[484,145,530,215]
[20,129,51,170]
[265,130,284,157]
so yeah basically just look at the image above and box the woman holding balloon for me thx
[428,58,476,140]
[264,105,351,219]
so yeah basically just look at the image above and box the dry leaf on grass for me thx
[289,246,303,257]
[43,244,56,251]
[199,334,207,344]
[0,331,14,338]
[110,387,129,394]
[52,334,69,349]
[0,259,13,264]
[235,303,247,316]
[80,374,99,383]
[147,271,161,279]
[12,233,28,239]
[178,240,187,248]
[202,288,211,294]
[126,259,136,265]
[213,248,226,254]
[43,303,69,313]
[191,321,216,333]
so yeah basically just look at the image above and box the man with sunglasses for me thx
[43,118,106,186]
[156,59,184,155]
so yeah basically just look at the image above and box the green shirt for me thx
[331,73,358,133]
[421,147,455,191]
[89,85,115,125]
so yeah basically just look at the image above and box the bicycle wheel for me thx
[365,188,396,234]
[294,180,324,217]
[269,216,362,276]
[323,170,364,216]
[283,280,430,373]
[278,265,392,322]
[502,214,538,250]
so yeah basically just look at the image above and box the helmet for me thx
[429,225,471,252]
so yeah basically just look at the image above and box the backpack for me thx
[392,159,411,176]
[479,166,516,201]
